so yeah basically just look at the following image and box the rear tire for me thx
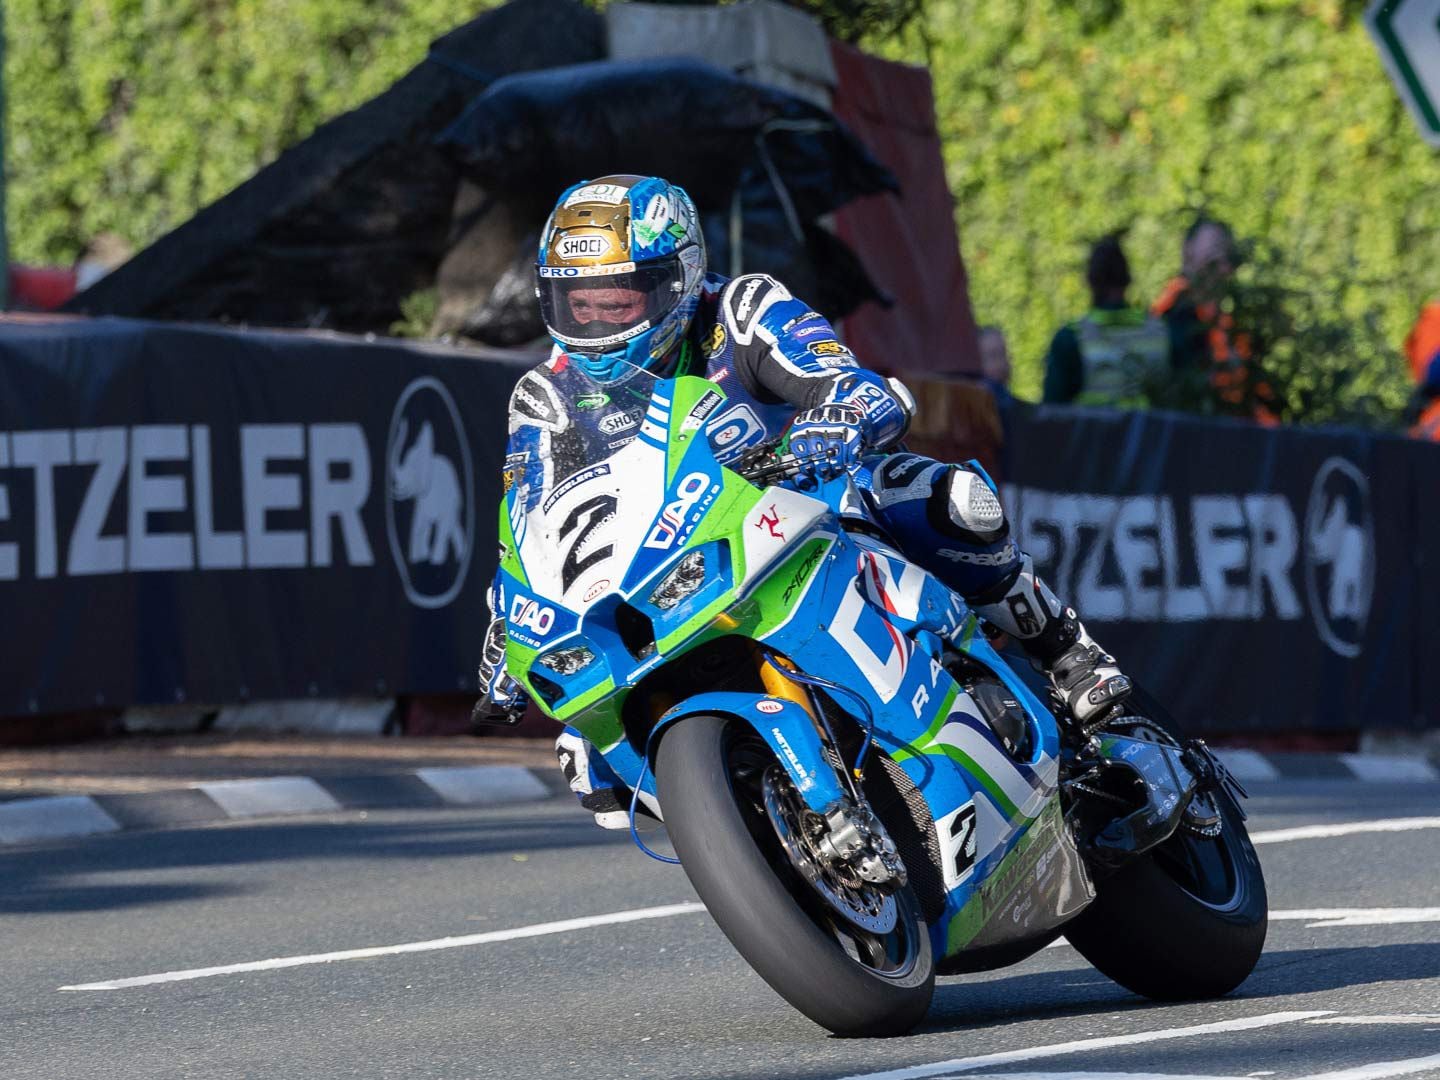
[657,714,934,1037]
[1064,753,1267,999]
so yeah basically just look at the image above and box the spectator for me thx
[1042,235,1170,407]
[978,325,1012,390]
[1403,299,1440,442]
[1152,217,1280,425]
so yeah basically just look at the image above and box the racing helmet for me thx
[536,175,706,383]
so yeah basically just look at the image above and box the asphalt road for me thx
[2,781,1438,1080]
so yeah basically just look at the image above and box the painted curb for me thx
[0,752,1433,849]
[0,765,561,848]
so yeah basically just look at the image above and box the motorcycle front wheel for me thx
[656,714,934,1037]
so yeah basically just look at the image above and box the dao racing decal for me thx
[507,591,576,649]
[643,471,721,551]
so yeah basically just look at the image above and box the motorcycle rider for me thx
[478,174,1132,826]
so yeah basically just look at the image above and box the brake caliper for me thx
[813,802,908,888]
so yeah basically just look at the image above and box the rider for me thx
[478,174,1132,826]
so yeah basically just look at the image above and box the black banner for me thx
[0,316,532,717]
[1003,405,1437,733]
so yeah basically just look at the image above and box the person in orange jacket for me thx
[1403,300,1440,442]
[1152,218,1281,426]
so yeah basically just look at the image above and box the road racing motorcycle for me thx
[494,363,1267,1036]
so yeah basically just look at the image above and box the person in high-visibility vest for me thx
[1152,218,1281,426]
[1403,300,1440,442]
[1043,235,1171,407]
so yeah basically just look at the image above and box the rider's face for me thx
[567,287,648,327]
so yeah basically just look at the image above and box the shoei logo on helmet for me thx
[385,377,475,609]
[556,233,614,261]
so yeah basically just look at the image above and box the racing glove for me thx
[472,616,528,726]
[787,403,868,487]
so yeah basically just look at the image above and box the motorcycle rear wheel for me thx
[657,714,935,1037]
[1063,696,1267,1000]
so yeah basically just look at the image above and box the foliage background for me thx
[876,0,1437,415]
[6,0,1436,418]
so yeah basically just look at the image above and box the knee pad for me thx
[930,464,1008,546]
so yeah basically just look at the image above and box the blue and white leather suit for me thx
[496,272,1069,826]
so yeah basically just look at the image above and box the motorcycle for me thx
[495,362,1267,1036]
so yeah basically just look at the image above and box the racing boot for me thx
[970,554,1132,727]
[554,730,660,831]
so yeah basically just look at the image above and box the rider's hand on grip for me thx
[788,403,867,487]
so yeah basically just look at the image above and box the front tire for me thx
[657,714,934,1037]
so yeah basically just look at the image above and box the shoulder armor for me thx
[508,369,568,434]
[721,274,792,345]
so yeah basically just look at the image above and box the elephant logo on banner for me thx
[1303,456,1374,659]
[385,377,475,609]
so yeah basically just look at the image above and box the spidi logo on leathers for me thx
[385,377,475,609]
[1007,454,1375,659]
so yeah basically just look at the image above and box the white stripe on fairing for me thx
[59,902,707,991]
[1250,818,1440,844]
[1269,908,1440,927]
[640,422,667,441]
[931,717,1050,818]
[829,1012,1331,1080]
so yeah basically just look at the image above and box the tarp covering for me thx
[436,57,898,329]
[829,42,980,376]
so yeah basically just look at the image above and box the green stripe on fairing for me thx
[497,498,528,588]
[900,740,1020,821]
[892,684,959,759]
[663,376,718,486]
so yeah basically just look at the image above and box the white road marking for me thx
[1250,818,1440,845]
[1270,908,1440,927]
[829,1012,1331,1080]
[1049,907,1440,949]
[59,901,707,991]
[1301,1053,1440,1080]
[1308,1016,1440,1026]
[942,1073,1252,1080]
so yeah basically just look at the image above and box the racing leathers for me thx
[482,272,1131,826]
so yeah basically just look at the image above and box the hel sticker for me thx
[582,578,611,603]
[556,233,614,260]
[538,262,637,278]
[564,183,629,207]
[756,699,783,714]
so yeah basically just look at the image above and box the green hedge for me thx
[4,0,495,266]
[884,0,1437,414]
[7,0,1435,421]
